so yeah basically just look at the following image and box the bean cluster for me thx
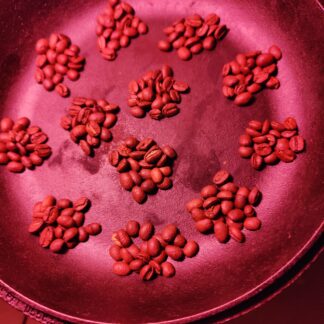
[35,33,86,97]
[110,221,199,280]
[127,65,190,120]
[222,45,282,106]
[239,117,305,170]
[96,0,148,61]
[186,170,262,243]
[158,13,228,61]
[28,196,102,253]
[108,136,177,204]
[0,117,52,173]
[60,97,119,156]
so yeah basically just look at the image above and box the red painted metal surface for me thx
[0,0,323,323]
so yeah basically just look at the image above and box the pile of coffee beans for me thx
[158,13,228,61]
[186,170,262,243]
[127,65,190,119]
[222,45,282,106]
[108,136,177,204]
[28,196,102,253]
[96,0,148,61]
[109,221,199,280]
[0,117,52,173]
[239,117,305,169]
[60,97,119,156]
[35,33,86,97]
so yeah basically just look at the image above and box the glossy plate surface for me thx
[0,0,323,323]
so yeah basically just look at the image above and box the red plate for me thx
[0,0,323,323]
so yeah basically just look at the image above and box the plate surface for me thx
[0,0,323,323]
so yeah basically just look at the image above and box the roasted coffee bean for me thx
[229,226,245,243]
[147,237,161,257]
[63,227,79,242]
[165,245,183,261]
[244,217,262,231]
[157,177,173,190]
[28,219,44,234]
[49,239,65,253]
[251,153,263,170]
[186,198,204,212]
[173,234,187,248]
[195,219,213,233]
[161,262,176,277]
[213,170,230,185]
[120,172,135,191]
[220,200,233,215]
[126,220,140,237]
[39,226,55,248]
[84,223,101,236]
[120,248,134,263]
[183,240,199,257]
[74,197,89,211]
[276,149,296,163]
[109,245,122,261]
[200,184,218,198]
[289,135,305,152]
[227,209,245,222]
[113,261,132,276]
[161,224,178,243]
[139,222,154,241]
[78,227,89,242]
[190,208,206,221]
[116,229,132,248]
[214,222,229,243]
[131,186,147,204]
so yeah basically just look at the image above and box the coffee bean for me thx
[244,217,262,231]
[85,223,102,236]
[220,200,233,215]
[6,161,25,173]
[229,226,245,243]
[161,224,178,243]
[289,135,305,152]
[157,177,173,190]
[131,186,147,204]
[119,172,135,191]
[147,237,161,257]
[268,45,282,60]
[165,245,183,261]
[250,153,263,170]
[48,238,65,253]
[195,218,213,233]
[109,245,122,261]
[74,197,89,212]
[227,209,244,222]
[113,261,131,276]
[28,219,44,234]
[161,262,176,278]
[276,149,296,163]
[213,170,230,185]
[186,198,204,212]
[239,134,252,146]
[239,146,254,158]
[129,259,145,272]
[234,92,253,106]
[63,227,78,242]
[125,220,140,237]
[120,248,134,263]
[244,205,255,217]
[183,240,199,257]
[78,227,89,242]
[39,226,55,248]
[200,184,218,198]
[173,234,187,248]
[139,222,154,241]
[214,222,229,243]
[116,229,131,248]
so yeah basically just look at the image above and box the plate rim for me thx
[0,222,322,324]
